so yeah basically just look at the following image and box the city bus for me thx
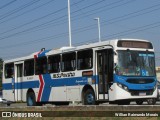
[2,39,157,106]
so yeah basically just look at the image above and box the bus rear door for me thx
[14,61,24,102]
[3,63,15,101]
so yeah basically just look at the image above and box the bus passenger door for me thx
[14,62,24,102]
[96,49,113,100]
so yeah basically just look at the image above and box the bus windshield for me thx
[115,50,155,76]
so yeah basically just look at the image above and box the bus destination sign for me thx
[117,41,153,49]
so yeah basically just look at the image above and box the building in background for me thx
[156,67,160,81]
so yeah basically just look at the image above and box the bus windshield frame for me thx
[115,50,156,77]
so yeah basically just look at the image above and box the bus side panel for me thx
[3,78,15,101]
[22,76,40,102]
[66,86,80,101]
[50,82,97,102]
[3,90,14,101]
[51,86,67,101]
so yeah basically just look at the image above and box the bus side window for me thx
[35,57,47,75]
[5,63,14,78]
[77,49,93,70]
[48,55,60,73]
[62,52,76,72]
[24,59,34,76]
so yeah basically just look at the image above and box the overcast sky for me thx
[0,0,160,65]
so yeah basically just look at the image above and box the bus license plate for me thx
[139,92,146,96]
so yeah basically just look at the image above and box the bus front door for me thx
[97,49,113,101]
[14,62,23,102]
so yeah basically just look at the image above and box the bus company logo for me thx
[2,112,11,117]
[53,72,75,78]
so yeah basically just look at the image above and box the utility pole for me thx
[94,17,101,42]
[68,0,72,47]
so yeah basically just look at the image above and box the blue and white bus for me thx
[2,39,157,106]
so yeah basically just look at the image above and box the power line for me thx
[8,1,160,41]
[0,0,41,21]
[0,0,85,36]
[72,0,134,20]
[101,3,160,26]
[71,2,160,44]
[73,21,160,46]
[1,0,159,58]
[0,0,134,39]
[1,20,160,50]
[0,1,160,48]
[0,0,55,25]
[103,22,160,40]
[0,0,17,10]
[20,0,129,35]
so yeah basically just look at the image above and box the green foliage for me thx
[0,58,3,88]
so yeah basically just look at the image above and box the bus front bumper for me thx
[109,83,157,101]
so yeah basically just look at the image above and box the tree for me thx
[0,58,3,89]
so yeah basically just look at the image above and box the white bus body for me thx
[2,39,157,105]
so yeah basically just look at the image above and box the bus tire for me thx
[27,92,36,106]
[147,98,156,105]
[83,89,95,105]
[136,100,143,105]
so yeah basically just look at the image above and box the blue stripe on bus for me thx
[3,81,40,90]
[21,81,39,89]
[38,49,50,58]
[114,75,156,90]
[3,83,12,90]
[2,76,93,102]
[2,75,156,102]
[3,75,156,90]
[41,74,52,102]
[2,76,94,90]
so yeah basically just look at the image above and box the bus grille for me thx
[129,89,154,96]
[126,79,154,84]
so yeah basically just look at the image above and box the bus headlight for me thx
[118,83,122,88]
[117,83,128,91]
[124,86,128,90]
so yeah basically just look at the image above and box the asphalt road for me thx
[0,101,160,107]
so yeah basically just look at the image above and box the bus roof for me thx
[4,38,152,63]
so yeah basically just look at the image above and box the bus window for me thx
[48,55,60,73]
[77,49,93,70]
[5,63,14,78]
[24,59,34,76]
[35,57,47,75]
[62,52,76,72]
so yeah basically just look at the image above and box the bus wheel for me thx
[147,98,156,105]
[83,89,95,105]
[27,92,36,106]
[136,100,143,105]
